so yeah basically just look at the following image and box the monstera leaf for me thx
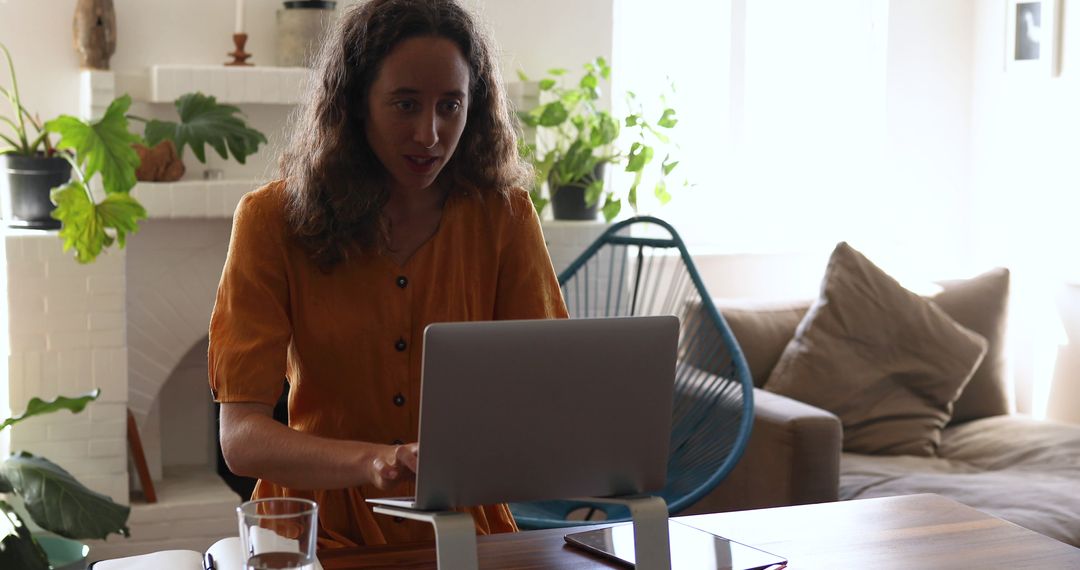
[50,181,147,264]
[144,92,267,164]
[0,453,130,541]
[0,389,101,433]
[45,95,142,196]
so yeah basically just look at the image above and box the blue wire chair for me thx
[509,216,755,529]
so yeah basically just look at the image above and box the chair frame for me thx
[512,216,755,528]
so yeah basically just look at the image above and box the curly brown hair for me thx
[279,0,530,270]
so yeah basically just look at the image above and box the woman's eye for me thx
[440,101,462,114]
[394,100,416,112]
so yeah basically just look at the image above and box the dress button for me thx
[392,439,404,445]
[395,338,407,351]
[393,393,406,407]
[396,276,408,288]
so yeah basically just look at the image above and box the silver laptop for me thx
[367,315,678,512]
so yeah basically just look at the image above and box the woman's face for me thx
[365,35,471,195]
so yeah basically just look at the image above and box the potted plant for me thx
[2,42,146,264]
[0,390,130,570]
[518,56,683,222]
[0,43,71,230]
[128,92,268,182]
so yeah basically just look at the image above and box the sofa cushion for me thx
[763,242,988,456]
[714,299,811,388]
[932,268,1011,424]
[712,268,1010,418]
[839,416,1080,547]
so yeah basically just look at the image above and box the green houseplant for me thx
[0,390,130,570]
[128,92,267,182]
[518,56,683,222]
[2,41,146,263]
[4,43,266,262]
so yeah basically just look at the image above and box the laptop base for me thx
[370,495,671,570]
[370,504,478,570]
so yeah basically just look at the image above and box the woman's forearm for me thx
[219,402,391,490]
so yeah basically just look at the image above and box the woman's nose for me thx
[414,110,438,149]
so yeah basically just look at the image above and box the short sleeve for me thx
[493,193,569,320]
[208,187,292,405]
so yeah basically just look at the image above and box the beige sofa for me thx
[684,275,1080,547]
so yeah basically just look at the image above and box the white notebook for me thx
[89,536,324,570]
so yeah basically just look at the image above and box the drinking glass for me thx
[237,497,318,570]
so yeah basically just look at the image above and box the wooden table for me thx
[319,494,1080,569]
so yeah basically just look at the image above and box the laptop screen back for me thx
[413,315,678,511]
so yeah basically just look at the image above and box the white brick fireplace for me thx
[1,182,249,561]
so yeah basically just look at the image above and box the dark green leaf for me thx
[46,96,141,195]
[97,192,147,248]
[145,93,267,164]
[0,452,130,540]
[602,195,621,222]
[50,182,108,264]
[0,500,50,570]
[538,79,556,91]
[1,390,100,432]
[657,108,678,128]
[537,102,569,127]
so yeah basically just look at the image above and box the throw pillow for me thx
[932,268,1011,424]
[714,299,811,388]
[763,242,988,456]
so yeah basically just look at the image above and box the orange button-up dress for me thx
[207,181,568,548]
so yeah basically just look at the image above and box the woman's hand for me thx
[370,442,419,490]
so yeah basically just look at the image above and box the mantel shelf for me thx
[133,179,258,219]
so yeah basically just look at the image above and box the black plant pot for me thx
[0,154,71,230]
[551,163,605,221]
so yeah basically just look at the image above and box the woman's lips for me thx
[404,154,439,174]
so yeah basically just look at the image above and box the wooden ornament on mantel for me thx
[226,33,254,66]
[73,0,117,70]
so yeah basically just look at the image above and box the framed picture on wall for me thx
[1005,0,1061,75]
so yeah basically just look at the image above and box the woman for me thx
[208,0,567,548]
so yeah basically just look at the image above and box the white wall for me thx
[881,0,976,277]
[969,0,1080,418]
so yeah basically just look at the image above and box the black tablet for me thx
[565,519,787,569]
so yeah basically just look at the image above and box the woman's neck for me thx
[384,182,448,223]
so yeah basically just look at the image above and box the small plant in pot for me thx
[0,390,130,570]
[127,92,268,182]
[518,57,684,222]
[1,42,147,263]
